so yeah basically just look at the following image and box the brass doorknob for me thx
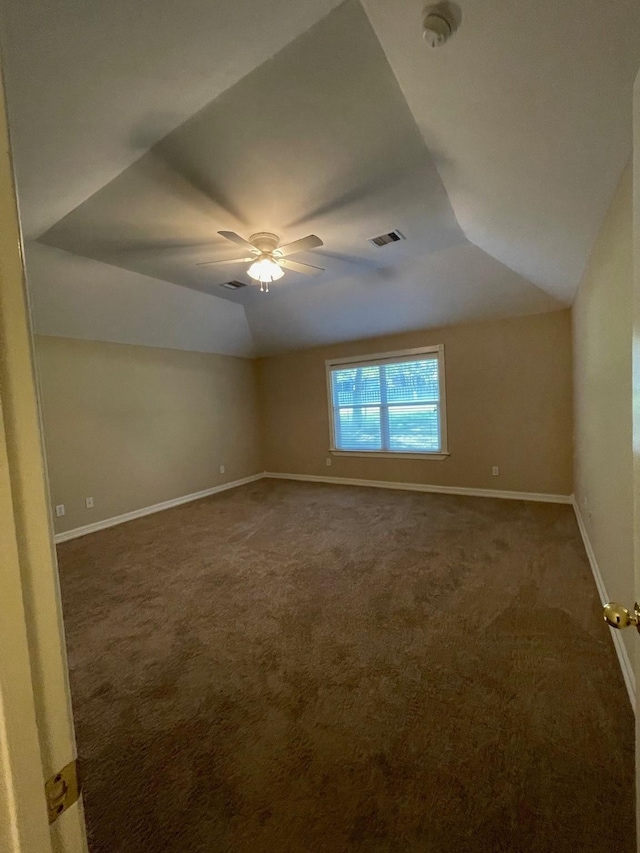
[603,602,640,632]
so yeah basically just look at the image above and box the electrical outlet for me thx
[492,466,499,476]
[326,457,332,466]
[55,504,65,517]
[219,465,225,474]
[85,497,94,509]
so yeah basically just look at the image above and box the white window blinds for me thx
[327,347,446,455]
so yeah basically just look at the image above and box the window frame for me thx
[325,344,449,459]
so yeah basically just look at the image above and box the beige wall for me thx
[257,311,573,496]
[572,162,634,663]
[37,311,574,535]
[36,337,262,533]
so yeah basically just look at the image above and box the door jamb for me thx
[0,53,88,853]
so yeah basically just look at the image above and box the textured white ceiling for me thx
[362,0,640,301]
[2,0,639,354]
[243,242,562,355]
[26,242,255,357]
[0,0,343,237]
[37,2,465,295]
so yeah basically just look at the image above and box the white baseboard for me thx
[55,472,572,545]
[54,473,266,544]
[571,497,636,712]
[264,472,572,504]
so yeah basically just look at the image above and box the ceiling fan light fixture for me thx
[203,231,325,292]
[247,255,285,285]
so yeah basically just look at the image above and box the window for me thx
[326,346,448,458]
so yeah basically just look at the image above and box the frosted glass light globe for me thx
[247,256,284,283]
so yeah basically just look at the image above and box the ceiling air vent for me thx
[219,280,247,290]
[369,229,405,247]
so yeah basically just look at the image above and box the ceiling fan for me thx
[197,231,325,292]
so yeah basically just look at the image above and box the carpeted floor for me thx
[57,479,635,852]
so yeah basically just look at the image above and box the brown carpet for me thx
[57,479,635,852]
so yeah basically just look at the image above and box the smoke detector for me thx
[422,4,457,47]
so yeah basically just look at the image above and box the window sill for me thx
[330,450,450,460]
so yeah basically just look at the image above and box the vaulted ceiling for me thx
[1,0,638,355]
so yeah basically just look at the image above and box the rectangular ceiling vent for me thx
[219,280,247,290]
[369,229,405,248]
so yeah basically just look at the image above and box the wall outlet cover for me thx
[85,497,94,508]
[492,466,499,476]
[55,504,65,517]
[219,465,225,474]
[326,457,332,466]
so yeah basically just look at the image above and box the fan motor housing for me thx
[250,232,280,253]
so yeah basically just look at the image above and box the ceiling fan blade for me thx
[196,256,254,267]
[218,230,256,250]
[277,234,323,257]
[278,258,325,276]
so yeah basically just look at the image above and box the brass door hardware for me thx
[603,602,640,632]
[45,759,81,825]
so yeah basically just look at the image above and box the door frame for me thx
[0,56,88,853]
[633,69,640,851]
